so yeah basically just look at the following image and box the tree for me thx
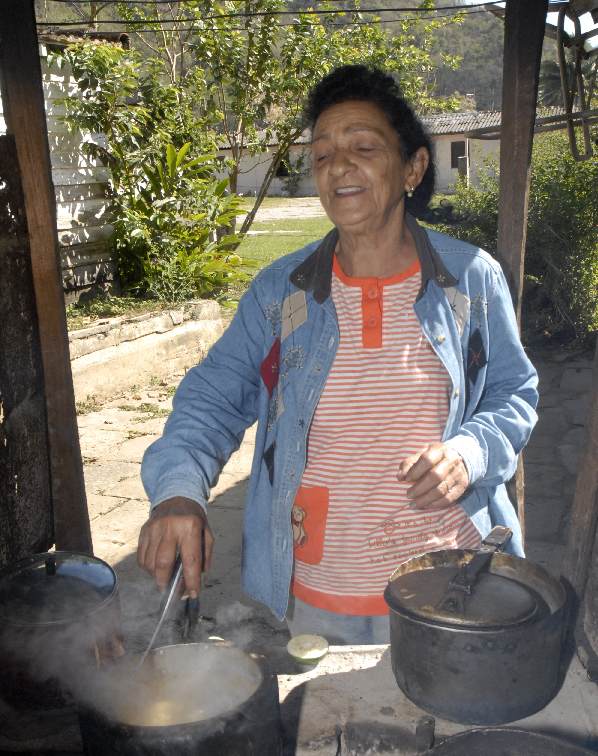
[538,56,598,109]
[116,0,462,234]
[56,43,244,302]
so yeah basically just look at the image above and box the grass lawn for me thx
[237,215,333,270]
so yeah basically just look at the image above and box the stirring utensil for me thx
[138,556,184,667]
[181,536,205,641]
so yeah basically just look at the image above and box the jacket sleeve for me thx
[444,265,539,488]
[140,281,266,510]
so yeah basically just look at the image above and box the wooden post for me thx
[496,0,548,545]
[0,1,92,553]
[563,344,598,597]
[0,134,53,567]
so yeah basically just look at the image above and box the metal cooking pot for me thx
[0,551,121,709]
[77,642,283,755]
[414,717,594,755]
[423,727,594,755]
[384,527,569,725]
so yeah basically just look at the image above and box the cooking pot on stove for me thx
[424,727,594,755]
[77,642,283,755]
[0,551,121,709]
[384,526,569,725]
[414,717,594,755]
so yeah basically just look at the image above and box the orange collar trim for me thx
[332,254,420,288]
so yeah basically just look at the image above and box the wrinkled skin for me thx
[137,497,214,597]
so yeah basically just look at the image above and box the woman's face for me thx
[311,99,424,234]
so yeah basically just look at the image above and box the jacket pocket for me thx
[292,486,329,565]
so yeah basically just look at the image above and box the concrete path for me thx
[244,196,326,222]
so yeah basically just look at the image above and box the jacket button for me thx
[453,388,460,398]
[367,288,378,300]
[436,333,446,344]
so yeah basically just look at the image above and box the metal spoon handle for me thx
[138,557,184,667]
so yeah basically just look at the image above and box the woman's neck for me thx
[335,214,418,279]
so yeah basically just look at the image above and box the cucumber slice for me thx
[287,634,329,665]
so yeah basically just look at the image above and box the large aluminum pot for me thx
[0,551,121,709]
[384,528,569,725]
[77,642,283,755]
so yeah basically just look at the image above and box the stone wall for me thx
[525,346,594,545]
[70,301,225,403]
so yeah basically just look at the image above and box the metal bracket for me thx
[557,6,594,161]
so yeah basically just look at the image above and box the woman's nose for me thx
[329,150,353,176]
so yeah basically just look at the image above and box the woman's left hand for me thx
[397,442,469,510]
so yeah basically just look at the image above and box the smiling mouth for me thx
[334,186,365,197]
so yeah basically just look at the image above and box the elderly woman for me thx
[138,65,538,644]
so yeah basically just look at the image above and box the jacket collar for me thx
[289,212,457,303]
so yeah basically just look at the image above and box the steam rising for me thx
[0,596,264,728]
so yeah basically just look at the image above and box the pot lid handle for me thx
[437,526,512,615]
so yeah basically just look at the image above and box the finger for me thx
[410,474,466,510]
[410,478,453,509]
[137,522,150,569]
[180,526,203,598]
[407,458,455,500]
[401,445,446,483]
[154,536,178,592]
[202,524,215,573]
[397,450,424,481]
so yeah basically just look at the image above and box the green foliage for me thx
[56,43,247,302]
[113,0,462,237]
[432,9,504,111]
[281,152,309,197]
[437,133,598,343]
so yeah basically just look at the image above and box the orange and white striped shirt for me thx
[291,255,481,615]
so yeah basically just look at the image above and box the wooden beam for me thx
[0,1,92,553]
[563,344,598,597]
[497,0,548,546]
[497,0,548,317]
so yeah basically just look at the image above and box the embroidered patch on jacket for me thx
[260,338,281,396]
[470,294,488,328]
[263,442,275,485]
[264,303,282,337]
[467,329,487,385]
[281,291,307,341]
[281,345,305,377]
[444,286,470,337]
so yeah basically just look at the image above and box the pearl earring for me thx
[406,186,414,198]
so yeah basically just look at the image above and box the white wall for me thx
[0,44,115,301]
[432,134,500,193]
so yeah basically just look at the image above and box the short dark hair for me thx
[305,65,435,215]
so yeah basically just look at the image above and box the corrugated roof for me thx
[422,107,565,136]
[38,29,130,50]
[217,107,568,151]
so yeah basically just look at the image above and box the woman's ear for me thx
[406,147,430,190]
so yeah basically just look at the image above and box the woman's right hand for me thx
[137,497,214,598]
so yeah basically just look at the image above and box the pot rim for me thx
[0,550,119,628]
[384,548,567,629]
[79,642,277,733]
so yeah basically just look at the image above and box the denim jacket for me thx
[141,214,539,621]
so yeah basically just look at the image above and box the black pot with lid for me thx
[0,551,121,709]
[384,527,569,725]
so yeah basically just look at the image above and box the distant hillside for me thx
[433,9,504,111]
